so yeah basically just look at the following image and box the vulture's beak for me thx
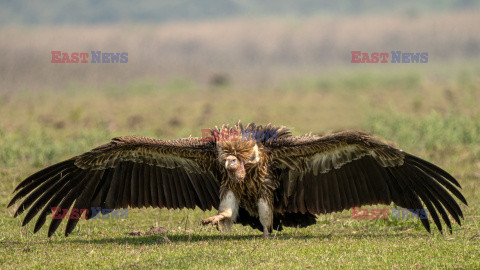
[225,156,245,182]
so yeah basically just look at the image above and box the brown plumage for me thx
[8,121,467,237]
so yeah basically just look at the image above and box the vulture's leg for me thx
[202,190,239,232]
[257,197,273,238]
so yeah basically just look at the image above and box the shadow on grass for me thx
[53,230,429,246]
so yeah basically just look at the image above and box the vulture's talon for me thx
[201,215,225,231]
[262,228,270,238]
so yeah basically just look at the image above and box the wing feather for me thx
[121,162,133,208]
[172,168,186,209]
[20,170,76,225]
[305,170,317,213]
[338,166,354,208]
[66,169,108,236]
[296,174,306,214]
[178,169,196,209]
[343,165,360,206]
[330,170,342,212]
[188,173,207,210]
[199,173,221,208]
[33,169,90,233]
[130,163,140,208]
[145,165,157,208]
[142,165,151,208]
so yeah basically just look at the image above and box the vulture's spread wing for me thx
[267,131,467,233]
[9,136,220,236]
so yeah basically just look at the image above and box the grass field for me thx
[1,62,480,269]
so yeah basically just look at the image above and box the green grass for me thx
[1,64,480,269]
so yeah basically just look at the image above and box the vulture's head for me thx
[217,139,261,182]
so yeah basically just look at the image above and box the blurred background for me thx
[0,0,479,171]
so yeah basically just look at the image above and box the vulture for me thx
[8,121,467,238]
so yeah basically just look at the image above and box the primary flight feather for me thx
[9,121,467,237]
